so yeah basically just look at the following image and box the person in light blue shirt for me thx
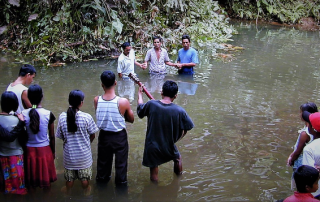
[176,35,199,75]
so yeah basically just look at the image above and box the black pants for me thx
[96,129,128,183]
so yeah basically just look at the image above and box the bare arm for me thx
[119,98,134,123]
[141,61,148,70]
[287,131,310,166]
[21,90,32,109]
[94,96,99,111]
[165,61,179,69]
[48,122,55,159]
[138,86,144,105]
[176,62,197,69]
[176,130,188,142]
[135,61,146,69]
[90,134,95,143]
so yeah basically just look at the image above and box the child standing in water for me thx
[287,102,318,189]
[0,91,27,194]
[22,84,57,189]
[56,90,98,195]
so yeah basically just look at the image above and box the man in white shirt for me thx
[7,64,36,114]
[117,42,145,78]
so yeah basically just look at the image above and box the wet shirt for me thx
[137,100,194,167]
[177,47,199,74]
[144,48,170,74]
[117,49,135,77]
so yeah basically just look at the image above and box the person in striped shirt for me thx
[56,90,99,195]
[94,70,134,185]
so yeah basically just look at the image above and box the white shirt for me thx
[117,49,135,77]
[302,138,320,196]
[7,83,28,114]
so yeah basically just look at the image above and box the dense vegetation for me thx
[1,0,319,65]
[219,0,320,24]
[0,0,235,64]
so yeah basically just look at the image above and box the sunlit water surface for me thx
[1,21,320,202]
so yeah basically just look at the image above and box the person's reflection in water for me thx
[174,74,198,96]
[117,78,135,102]
[145,73,166,94]
[94,179,128,202]
[141,175,180,202]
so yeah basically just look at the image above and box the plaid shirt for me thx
[144,47,170,74]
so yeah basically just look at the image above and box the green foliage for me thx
[226,0,320,23]
[0,0,236,64]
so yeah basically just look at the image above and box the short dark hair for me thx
[121,42,131,50]
[1,91,19,113]
[153,36,162,43]
[300,102,318,113]
[294,165,319,193]
[182,35,191,42]
[162,80,178,98]
[100,70,116,88]
[18,64,36,77]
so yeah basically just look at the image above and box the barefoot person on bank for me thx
[137,80,194,182]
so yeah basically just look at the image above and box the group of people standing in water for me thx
[0,34,196,196]
[282,102,320,201]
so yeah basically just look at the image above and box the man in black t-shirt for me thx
[137,80,194,182]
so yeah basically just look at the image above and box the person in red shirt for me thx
[284,165,319,202]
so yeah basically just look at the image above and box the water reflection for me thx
[117,78,135,102]
[1,21,320,201]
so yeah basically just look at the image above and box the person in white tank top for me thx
[7,64,36,114]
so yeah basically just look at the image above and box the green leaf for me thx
[112,18,123,34]
[53,16,60,21]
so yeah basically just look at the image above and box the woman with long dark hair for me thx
[22,84,56,189]
[56,90,98,195]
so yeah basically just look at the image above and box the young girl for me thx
[0,91,27,194]
[56,90,98,195]
[22,84,57,188]
[287,102,318,189]
[287,102,319,168]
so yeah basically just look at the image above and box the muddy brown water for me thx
[1,21,320,201]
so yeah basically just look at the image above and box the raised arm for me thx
[138,86,144,105]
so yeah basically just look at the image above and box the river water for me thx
[1,21,320,201]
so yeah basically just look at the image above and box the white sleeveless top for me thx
[96,96,125,132]
[7,83,28,114]
[22,108,51,147]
